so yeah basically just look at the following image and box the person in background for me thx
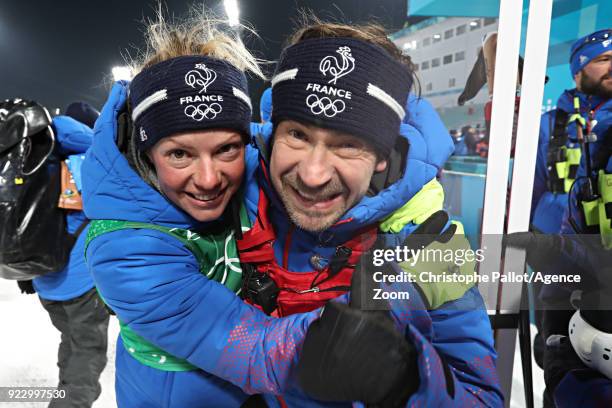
[259,86,272,123]
[250,86,273,140]
[524,28,612,408]
[20,101,109,408]
[462,125,479,155]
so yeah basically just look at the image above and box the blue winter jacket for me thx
[554,95,612,408]
[251,93,503,407]
[33,116,94,301]
[560,95,612,235]
[82,82,323,407]
[531,89,595,234]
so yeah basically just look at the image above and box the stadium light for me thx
[112,66,132,81]
[224,0,240,27]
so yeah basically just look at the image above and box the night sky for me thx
[0,0,408,120]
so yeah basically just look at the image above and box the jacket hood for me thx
[82,82,203,229]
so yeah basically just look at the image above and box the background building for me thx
[391,17,498,130]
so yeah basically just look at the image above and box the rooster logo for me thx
[185,63,217,93]
[319,46,355,85]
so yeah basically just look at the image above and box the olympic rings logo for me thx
[306,94,346,117]
[184,103,223,121]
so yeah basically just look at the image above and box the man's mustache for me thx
[282,172,345,200]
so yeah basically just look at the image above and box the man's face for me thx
[575,51,612,98]
[270,120,387,232]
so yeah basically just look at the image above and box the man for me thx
[515,28,612,408]
[239,22,502,407]
[532,29,612,234]
[550,28,612,408]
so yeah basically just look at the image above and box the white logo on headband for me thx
[303,46,355,117]
[580,55,588,65]
[139,127,148,142]
[603,39,612,48]
[319,46,355,84]
[184,103,223,121]
[306,95,346,117]
[185,63,217,93]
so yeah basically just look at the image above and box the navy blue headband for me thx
[271,37,413,157]
[129,55,252,151]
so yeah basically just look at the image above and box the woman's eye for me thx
[169,149,187,160]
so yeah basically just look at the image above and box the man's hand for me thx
[294,212,455,407]
[504,231,608,279]
[297,301,418,407]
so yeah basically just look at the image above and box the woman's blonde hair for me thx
[127,6,264,190]
[130,6,264,79]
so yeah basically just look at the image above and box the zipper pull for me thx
[299,287,320,294]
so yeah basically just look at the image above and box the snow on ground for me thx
[0,278,544,407]
[0,279,118,408]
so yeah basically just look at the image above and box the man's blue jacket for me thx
[251,94,502,407]
[531,89,597,234]
[554,93,612,407]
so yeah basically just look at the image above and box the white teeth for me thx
[192,192,220,201]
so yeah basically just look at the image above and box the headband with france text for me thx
[271,37,413,157]
[129,55,252,151]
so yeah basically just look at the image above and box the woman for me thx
[81,13,320,407]
[82,11,415,408]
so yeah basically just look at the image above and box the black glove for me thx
[504,232,609,282]
[503,231,572,273]
[17,280,35,294]
[297,301,418,407]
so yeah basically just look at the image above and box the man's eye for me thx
[340,142,358,149]
[289,129,307,141]
[217,143,241,155]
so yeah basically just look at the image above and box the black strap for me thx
[546,109,570,193]
[568,164,579,179]
[72,220,90,239]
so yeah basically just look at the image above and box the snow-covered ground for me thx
[0,278,543,407]
[0,279,118,408]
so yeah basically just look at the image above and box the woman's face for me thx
[148,129,245,222]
